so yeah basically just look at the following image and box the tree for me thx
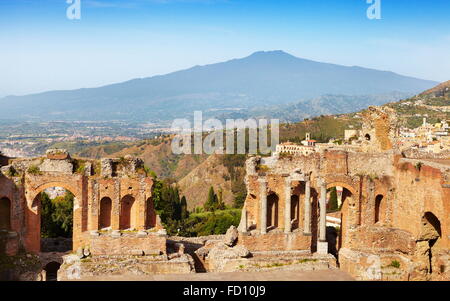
[40,191,73,238]
[180,196,189,220]
[52,192,74,236]
[204,186,218,212]
[328,187,339,212]
[217,189,226,210]
[41,192,57,238]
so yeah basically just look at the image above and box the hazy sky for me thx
[0,0,449,97]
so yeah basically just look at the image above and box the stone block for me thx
[317,241,328,255]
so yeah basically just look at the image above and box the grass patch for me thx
[387,260,401,269]
[27,165,42,175]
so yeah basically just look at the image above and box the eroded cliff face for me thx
[177,155,245,210]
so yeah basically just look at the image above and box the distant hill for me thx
[419,80,450,97]
[0,50,437,122]
[384,80,450,128]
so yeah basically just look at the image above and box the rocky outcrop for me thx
[223,226,238,247]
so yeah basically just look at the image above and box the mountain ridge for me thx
[0,50,438,121]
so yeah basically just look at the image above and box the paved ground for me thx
[78,269,354,281]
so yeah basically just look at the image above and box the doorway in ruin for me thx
[37,188,74,253]
[99,197,112,230]
[43,261,61,281]
[267,193,279,229]
[374,194,384,224]
[120,195,137,230]
[417,212,442,275]
[0,197,11,230]
[146,198,156,229]
[325,185,354,254]
[291,195,300,230]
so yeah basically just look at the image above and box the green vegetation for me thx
[204,186,226,212]
[27,165,42,175]
[182,209,241,237]
[221,154,247,209]
[423,97,450,107]
[387,98,450,129]
[73,159,87,174]
[41,192,74,238]
[152,176,241,236]
[415,162,423,171]
[6,166,19,177]
[152,178,189,236]
[279,115,361,144]
[387,260,401,269]
[327,187,339,212]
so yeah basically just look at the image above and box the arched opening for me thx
[291,195,299,229]
[365,134,371,141]
[325,185,354,252]
[145,198,155,229]
[267,193,279,229]
[99,197,112,230]
[375,195,384,224]
[38,188,74,253]
[0,197,11,230]
[418,212,442,275]
[44,261,61,281]
[120,195,136,230]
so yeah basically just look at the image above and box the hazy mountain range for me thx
[0,50,438,122]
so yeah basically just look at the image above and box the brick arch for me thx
[28,181,81,204]
[324,182,357,250]
[325,182,357,196]
[99,197,113,229]
[120,194,137,230]
[24,180,83,254]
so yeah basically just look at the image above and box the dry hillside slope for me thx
[177,154,240,210]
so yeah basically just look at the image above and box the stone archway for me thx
[99,197,112,230]
[325,183,356,251]
[375,194,384,224]
[25,182,81,254]
[414,212,442,278]
[43,261,61,281]
[120,195,136,230]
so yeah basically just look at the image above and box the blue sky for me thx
[0,0,449,96]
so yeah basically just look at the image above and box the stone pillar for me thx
[284,176,292,233]
[238,206,247,233]
[303,178,311,235]
[317,178,328,254]
[111,179,121,230]
[137,181,146,231]
[258,178,268,234]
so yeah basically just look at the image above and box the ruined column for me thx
[111,179,121,230]
[317,178,328,254]
[284,176,292,234]
[258,178,268,234]
[303,178,311,235]
[237,206,247,233]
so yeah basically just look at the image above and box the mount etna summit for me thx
[0,51,438,122]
